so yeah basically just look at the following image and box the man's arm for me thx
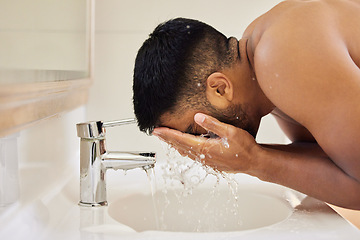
[258,143,360,210]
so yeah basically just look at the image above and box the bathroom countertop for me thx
[0,163,359,240]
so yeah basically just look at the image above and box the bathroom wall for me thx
[88,0,288,157]
[0,0,90,207]
[0,107,85,206]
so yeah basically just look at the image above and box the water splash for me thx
[156,142,243,231]
[160,143,210,197]
[145,167,160,229]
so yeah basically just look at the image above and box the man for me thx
[133,0,360,210]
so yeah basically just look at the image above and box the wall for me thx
[88,0,288,157]
[0,107,85,206]
[0,0,89,76]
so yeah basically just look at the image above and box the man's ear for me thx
[206,72,233,109]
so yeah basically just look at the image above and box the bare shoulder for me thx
[254,0,360,128]
[253,0,360,179]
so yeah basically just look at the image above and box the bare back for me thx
[244,0,360,180]
[247,0,360,62]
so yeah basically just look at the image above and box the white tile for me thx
[95,0,283,36]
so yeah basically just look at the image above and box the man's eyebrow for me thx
[185,124,194,134]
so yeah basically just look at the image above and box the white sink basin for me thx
[108,185,293,232]
[1,162,359,240]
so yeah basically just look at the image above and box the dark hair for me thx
[133,18,234,134]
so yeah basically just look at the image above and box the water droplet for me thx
[235,154,238,157]
[221,138,230,148]
[159,141,244,231]
[197,83,201,87]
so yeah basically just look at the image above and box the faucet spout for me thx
[103,152,155,170]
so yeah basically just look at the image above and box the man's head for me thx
[133,18,258,137]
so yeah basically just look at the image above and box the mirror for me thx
[0,0,93,137]
[0,0,90,83]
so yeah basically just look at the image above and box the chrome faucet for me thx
[76,119,156,207]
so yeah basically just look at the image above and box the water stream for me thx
[144,167,160,230]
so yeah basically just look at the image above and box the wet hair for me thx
[133,18,235,134]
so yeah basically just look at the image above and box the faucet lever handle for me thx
[77,118,136,139]
[102,118,136,128]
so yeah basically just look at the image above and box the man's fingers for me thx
[153,127,206,152]
[194,113,231,138]
[153,126,217,155]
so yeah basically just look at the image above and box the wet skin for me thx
[153,0,360,210]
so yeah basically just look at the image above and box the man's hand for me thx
[153,113,260,173]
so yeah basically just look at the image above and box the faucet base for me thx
[79,201,108,207]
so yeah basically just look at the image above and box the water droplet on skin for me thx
[200,133,210,138]
[199,154,205,159]
[221,138,230,148]
[252,77,256,81]
[197,83,201,87]
[235,154,238,157]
